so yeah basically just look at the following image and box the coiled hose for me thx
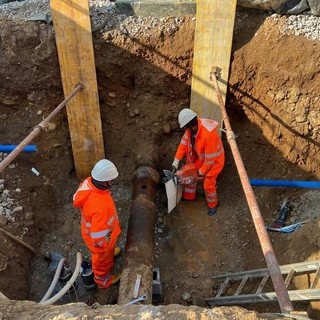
[40,252,82,305]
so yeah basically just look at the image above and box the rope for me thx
[219,128,238,143]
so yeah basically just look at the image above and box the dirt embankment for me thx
[229,15,320,179]
[0,4,320,319]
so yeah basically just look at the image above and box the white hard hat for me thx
[91,159,119,182]
[178,108,197,128]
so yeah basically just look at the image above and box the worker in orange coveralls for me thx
[73,159,122,289]
[172,108,225,216]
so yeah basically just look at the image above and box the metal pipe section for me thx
[118,145,159,305]
[250,179,320,188]
[210,68,294,314]
[0,83,84,174]
[0,145,37,153]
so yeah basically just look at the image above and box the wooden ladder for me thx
[205,260,320,306]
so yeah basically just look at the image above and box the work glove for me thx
[172,158,180,172]
[198,169,205,178]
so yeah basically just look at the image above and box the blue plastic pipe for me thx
[250,179,320,188]
[0,145,37,153]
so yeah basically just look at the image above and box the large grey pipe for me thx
[118,145,159,305]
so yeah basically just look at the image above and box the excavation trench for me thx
[0,6,319,319]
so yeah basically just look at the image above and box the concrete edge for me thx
[115,1,196,17]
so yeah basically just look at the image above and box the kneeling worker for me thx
[73,159,122,289]
[172,108,225,216]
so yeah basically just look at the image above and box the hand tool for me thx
[163,163,199,185]
[133,274,141,298]
[163,163,203,213]
[273,200,291,228]
[123,295,147,306]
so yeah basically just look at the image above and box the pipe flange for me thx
[132,166,160,184]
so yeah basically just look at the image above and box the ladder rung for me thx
[207,260,320,307]
[256,274,269,294]
[212,270,268,282]
[235,275,248,296]
[216,277,230,297]
[205,288,320,306]
[284,268,295,288]
[310,264,320,289]
[212,260,320,283]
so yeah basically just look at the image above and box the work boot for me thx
[208,205,218,216]
[111,274,121,285]
[81,268,97,290]
[114,247,121,257]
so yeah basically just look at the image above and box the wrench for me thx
[123,295,147,306]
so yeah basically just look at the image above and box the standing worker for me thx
[73,159,122,289]
[172,108,225,216]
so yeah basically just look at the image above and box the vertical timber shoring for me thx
[190,0,237,131]
[51,0,105,177]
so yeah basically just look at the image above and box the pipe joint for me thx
[132,166,160,185]
[34,121,49,131]
[226,130,237,143]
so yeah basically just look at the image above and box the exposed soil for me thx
[0,4,319,319]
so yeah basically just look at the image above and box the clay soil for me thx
[0,6,320,320]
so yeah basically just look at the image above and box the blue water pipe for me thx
[0,145,37,153]
[250,179,320,188]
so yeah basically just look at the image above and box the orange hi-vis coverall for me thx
[175,118,225,208]
[73,177,121,289]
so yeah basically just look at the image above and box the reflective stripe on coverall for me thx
[175,118,225,208]
[73,177,121,288]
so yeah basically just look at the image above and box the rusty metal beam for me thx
[118,145,159,305]
[210,67,294,314]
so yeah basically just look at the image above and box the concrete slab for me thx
[115,0,196,17]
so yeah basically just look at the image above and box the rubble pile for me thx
[0,154,23,227]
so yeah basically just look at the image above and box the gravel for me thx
[114,16,187,38]
[1,1,320,41]
[0,0,50,20]
[0,0,118,27]
[0,154,23,226]
[272,13,320,40]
